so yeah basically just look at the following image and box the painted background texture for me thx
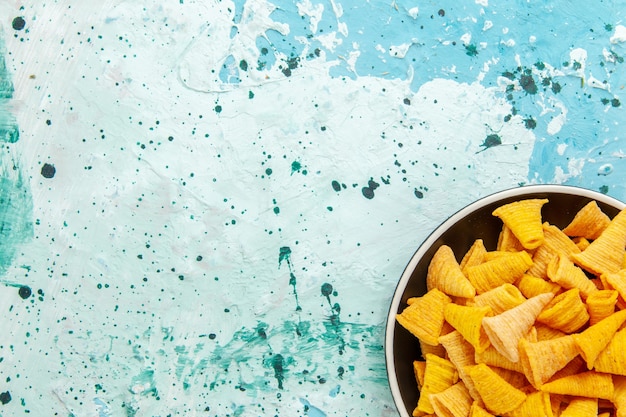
[0,0,625,416]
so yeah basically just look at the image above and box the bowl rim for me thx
[384,184,626,417]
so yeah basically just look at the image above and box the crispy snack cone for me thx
[482,292,554,363]
[471,283,526,315]
[614,375,626,417]
[593,327,626,376]
[429,381,473,417]
[547,254,598,299]
[527,223,581,279]
[417,354,459,414]
[563,200,612,240]
[539,370,614,400]
[396,288,452,346]
[586,290,619,325]
[517,274,562,300]
[475,345,525,374]
[533,323,566,341]
[497,224,526,252]
[571,208,626,276]
[438,330,482,404]
[572,309,626,369]
[537,288,589,333]
[460,239,487,273]
[506,390,553,417]
[519,335,579,388]
[604,270,626,306]
[559,397,598,417]
[420,338,446,359]
[444,303,492,353]
[489,366,528,390]
[466,251,533,294]
[414,360,426,389]
[467,363,527,415]
[573,236,591,251]
[469,401,495,417]
[427,245,476,298]
[492,198,548,250]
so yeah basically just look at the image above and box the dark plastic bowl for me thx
[384,184,625,417]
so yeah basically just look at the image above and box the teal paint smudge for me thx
[0,36,33,276]
[278,246,301,311]
[290,160,301,175]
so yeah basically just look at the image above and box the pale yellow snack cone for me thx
[519,335,579,388]
[427,245,476,298]
[572,309,626,370]
[539,370,614,400]
[482,292,554,363]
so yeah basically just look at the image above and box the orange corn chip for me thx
[492,198,548,250]
[586,290,619,325]
[506,390,553,417]
[497,224,526,252]
[488,366,528,390]
[593,327,626,376]
[475,345,525,374]
[419,339,446,359]
[460,239,487,274]
[466,251,533,294]
[562,200,612,240]
[560,397,598,417]
[471,283,526,315]
[573,309,626,370]
[537,288,589,333]
[438,331,482,404]
[539,370,615,400]
[429,381,473,417]
[467,363,527,415]
[546,254,598,300]
[444,304,492,353]
[573,236,591,251]
[517,274,562,299]
[527,223,581,279]
[417,354,459,413]
[519,335,579,388]
[414,360,426,389]
[397,288,452,345]
[469,401,495,417]
[482,292,554,363]
[604,270,626,306]
[571,208,626,276]
[427,245,476,298]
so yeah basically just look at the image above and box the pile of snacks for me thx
[396,198,626,417]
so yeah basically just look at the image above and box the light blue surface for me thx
[0,0,625,415]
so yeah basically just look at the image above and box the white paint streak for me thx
[408,7,419,18]
[389,42,412,58]
[297,0,324,34]
[610,25,626,43]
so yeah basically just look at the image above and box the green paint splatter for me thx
[0,36,33,275]
[464,44,478,57]
[291,160,301,175]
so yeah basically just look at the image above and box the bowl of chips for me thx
[385,184,626,417]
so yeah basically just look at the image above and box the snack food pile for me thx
[396,198,626,417]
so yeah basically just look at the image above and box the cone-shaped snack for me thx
[419,338,446,359]
[527,223,582,279]
[537,288,589,333]
[573,236,591,251]
[438,330,482,403]
[489,366,528,390]
[506,390,553,417]
[475,345,525,374]
[413,360,426,389]
[471,283,526,315]
[430,381,473,417]
[519,335,579,388]
[482,292,554,363]
[572,309,626,370]
[396,288,452,346]
[497,224,526,252]
[547,254,598,299]
[469,401,495,417]
[466,251,533,294]
[539,370,614,400]
[460,239,487,274]
[563,200,612,240]
[467,363,527,415]
[571,208,626,276]
[533,323,566,341]
[604,270,626,306]
[427,245,476,298]
[586,289,619,325]
[593,327,626,376]
[613,376,626,417]
[492,198,548,250]
[517,274,562,300]
[416,354,459,414]
[560,397,598,417]
[444,304,492,353]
